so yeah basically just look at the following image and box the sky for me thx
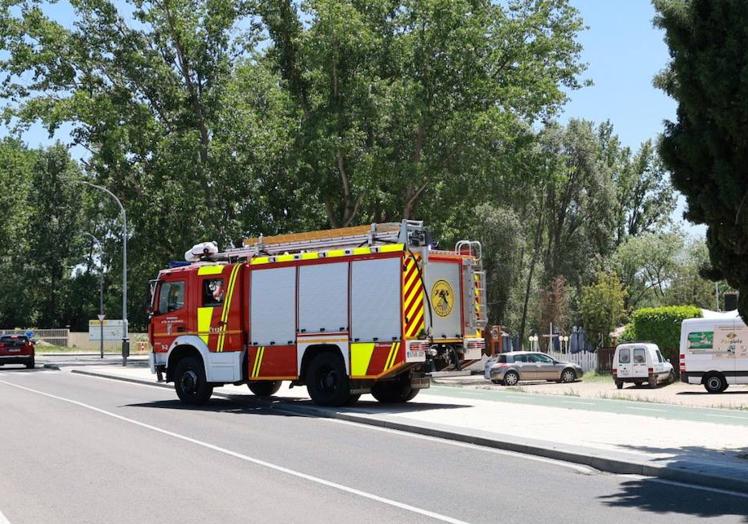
[1,0,704,237]
[561,0,704,238]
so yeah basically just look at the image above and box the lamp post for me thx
[83,232,105,359]
[78,181,129,366]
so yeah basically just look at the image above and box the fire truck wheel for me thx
[371,377,418,403]
[346,394,361,405]
[248,381,282,397]
[174,357,213,405]
[306,352,352,406]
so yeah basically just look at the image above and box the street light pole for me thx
[78,181,129,366]
[83,232,105,359]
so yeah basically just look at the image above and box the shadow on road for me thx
[125,396,306,416]
[126,393,469,417]
[598,476,748,521]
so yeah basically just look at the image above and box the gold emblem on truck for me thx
[431,280,454,317]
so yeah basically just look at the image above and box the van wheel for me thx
[248,381,282,397]
[704,373,726,394]
[648,378,658,389]
[306,352,351,406]
[174,357,213,405]
[371,375,418,403]
[615,380,623,389]
[668,370,676,384]
[634,381,643,387]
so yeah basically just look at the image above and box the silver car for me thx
[484,351,583,386]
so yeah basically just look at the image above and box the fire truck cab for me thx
[148,221,487,406]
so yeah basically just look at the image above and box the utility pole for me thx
[78,181,129,366]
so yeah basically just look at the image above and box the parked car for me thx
[612,342,674,389]
[0,334,35,369]
[680,313,748,393]
[484,351,583,385]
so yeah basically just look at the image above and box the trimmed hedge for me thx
[629,305,702,361]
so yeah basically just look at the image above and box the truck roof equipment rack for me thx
[222,220,428,260]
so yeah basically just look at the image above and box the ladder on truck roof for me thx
[222,220,428,260]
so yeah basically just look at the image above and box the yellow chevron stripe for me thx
[217,264,241,352]
[406,308,424,337]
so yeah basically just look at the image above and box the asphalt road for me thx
[0,368,747,524]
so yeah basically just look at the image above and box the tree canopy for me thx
[655,0,748,321]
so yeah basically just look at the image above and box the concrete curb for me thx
[70,368,748,494]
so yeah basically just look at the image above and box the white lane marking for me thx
[624,475,748,499]
[0,508,11,524]
[68,372,596,475]
[0,380,468,524]
[320,417,596,475]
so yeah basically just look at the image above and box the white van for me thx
[612,343,674,389]
[679,312,748,393]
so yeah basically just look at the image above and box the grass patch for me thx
[581,370,613,383]
[563,389,581,397]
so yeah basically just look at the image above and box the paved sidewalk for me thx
[68,364,748,493]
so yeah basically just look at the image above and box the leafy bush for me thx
[618,323,636,343]
[629,305,702,361]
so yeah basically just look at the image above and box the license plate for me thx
[7,348,20,353]
[406,349,425,361]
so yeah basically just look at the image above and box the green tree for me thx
[261,0,587,227]
[580,271,626,348]
[655,0,748,321]
[612,231,683,308]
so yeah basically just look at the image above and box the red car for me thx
[0,335,35,369]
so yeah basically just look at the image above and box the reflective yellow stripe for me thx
[326,249,346,258]
[276,254,295,262]
[252,346,265,378]
[300,252,318,260]
[353,247,371,255]
[380,243,403,253]
[350,342,375,377]
[250,257,269,265]
[385,342,400,370]
[197,265,224,275]
[197,307,213,344]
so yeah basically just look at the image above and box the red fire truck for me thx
[147,221,487,406]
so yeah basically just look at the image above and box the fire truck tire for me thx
[248,381,282,397]
[306,352,351,406]
[346,394,361,405]
[371,377,418,403]
[174,357,213,405]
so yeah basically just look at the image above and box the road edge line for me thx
[71,368,748,495]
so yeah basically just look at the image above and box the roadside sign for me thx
[98,314,106,321]
[89,319,124,341]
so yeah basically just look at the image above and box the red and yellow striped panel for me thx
[402,255,425,338]
[248,345,297,380]
[350,342,403,378]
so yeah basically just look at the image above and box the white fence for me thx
[549,350,598,372]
